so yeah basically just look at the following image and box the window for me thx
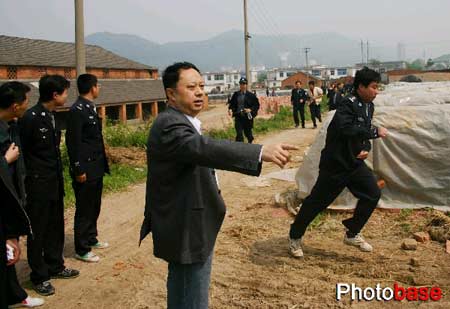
[279,72,285,78]
[214,74,224,81]
[287,72,295,77]
[64,68,72,79]
[235,75,239,80]
[312,70,321,76]
[7,66,17,79]
[337,69,347,76]
[330,70,335,76]
[207,75,212,81]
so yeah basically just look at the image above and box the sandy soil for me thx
[15,113,450,309]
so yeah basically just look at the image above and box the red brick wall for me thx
[0,67,7,79]
[282,73,322,89]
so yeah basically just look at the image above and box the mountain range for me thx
[85,30,406,71]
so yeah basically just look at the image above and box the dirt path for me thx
[16,116,450,308]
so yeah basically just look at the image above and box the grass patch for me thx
[63,163,147,208]
[309,211,326,230]
[103,121,152,148]
[398,208,413,221]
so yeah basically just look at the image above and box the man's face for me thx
[239,83,247,92]
[295,82,301,89]
[92,83,100,99]
[12,92,29,118]
[309,83,314,90]
[167,68,205,117]
[54,89,69,107]
[357,82,379,103]
[337,83,344,90]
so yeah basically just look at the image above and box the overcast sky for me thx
[1,0,450,58]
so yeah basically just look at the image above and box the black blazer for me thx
[19,103,64,201]
[66,97,109,181]
[140,106,262,264]
[291,88,308,106]
[228,91,260,120]
[0,120,31,239]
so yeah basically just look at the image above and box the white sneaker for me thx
[75,251,100,263]
[289,238,304,258]
[9,296,44,308]
[90,241,109,249]
[344,233,373,252]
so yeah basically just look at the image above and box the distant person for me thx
[66,74,110,263]
[139,62,297,309]
[328,83,343,111]
[271,88,276,97]
[228,77,260,143]
[307,81,323,128]
[289,67,388,258]
[290,80,308,128]
[266,87,270,97]
[19,75,79,297]
[0,81,44,308]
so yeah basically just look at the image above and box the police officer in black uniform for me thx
[19,75,79,296]
[66,74,110,263]
[290,80,308,128]
[288,67,389,258]
[0,81,44,308]
[228,77,260,143]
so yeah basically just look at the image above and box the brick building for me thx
[281,71,323,89]
[0,35,166,124]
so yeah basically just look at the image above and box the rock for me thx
[410,258,420,267]
[402,239,418,250]
[413,232,430,243]
[446,240,450,254]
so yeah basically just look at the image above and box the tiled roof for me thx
[0,79,167,110]
[0,35,155,70]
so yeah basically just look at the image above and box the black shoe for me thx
[295,125,299,128]
[51,268,80,279]
[33,280,55,296]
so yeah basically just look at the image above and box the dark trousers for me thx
[235,118,254,143]
[293,104,305,128]
[309,104,322,127]
[167,254,213,309]
[26,197,65,284]
[6,263,27,305]
[73,178,103,256]
[289,163,381,239]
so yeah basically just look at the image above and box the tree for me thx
[426,58,434,68]
[257,72,267,83]
[407,59,425,70]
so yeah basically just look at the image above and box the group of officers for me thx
[0,74,109,308]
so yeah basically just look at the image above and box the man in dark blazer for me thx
[140,62,297,309]
[290,80,308,128]
[66,74,110,263]
[228,77,260,143]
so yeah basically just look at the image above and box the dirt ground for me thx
[16,110,450,308]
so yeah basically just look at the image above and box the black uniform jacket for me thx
[0,120,32,239]
[140,106,262,264]
[66,96,109,181]
[328,90,343,111]
[228,91,260,120]
[19,102,64,201]
[319,94,379,174]
[291,88,308,106]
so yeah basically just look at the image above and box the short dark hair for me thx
[353,67,381,89]
[163,62,200,89]
[77,74,98,95]
[295,80,301,84]
[39,74,70,102]
[308,80,315,86]
[0,81,31,109]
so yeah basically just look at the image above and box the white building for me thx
[304,66,358,80]
[202,71,241,93]
[265,68,298,89]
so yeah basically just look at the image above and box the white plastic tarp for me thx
[295,82,450,211]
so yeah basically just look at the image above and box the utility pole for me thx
[243,0,251,88]
[75,0,86,76]
[366,40,370,66]
[304,47,311,84]
[360,40,364,64]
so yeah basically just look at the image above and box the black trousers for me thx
[293,104,305,128]
[309,104,322,127]
[235,118,254,143]
[1,220,7,309]
[73,177,103,256]
[6,264,27,305]
[26,197,65,284]
[289,163,381,239]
